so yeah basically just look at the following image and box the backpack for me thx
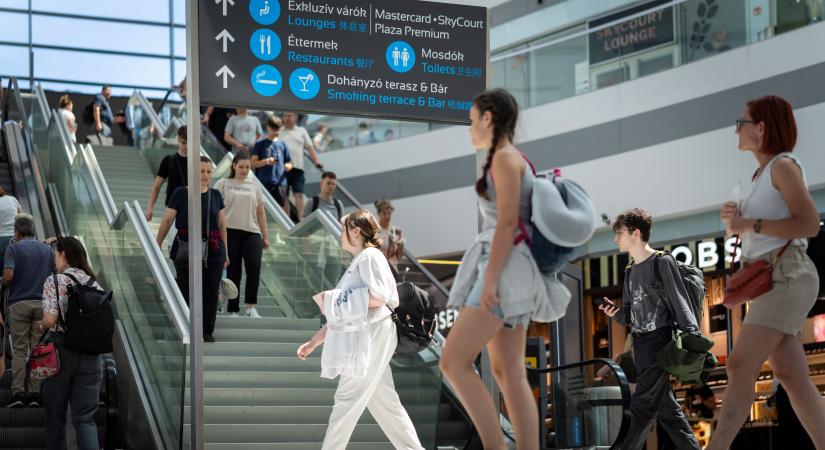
[653,251,707,325]
[625,251,707,326]
[387,266,436,355]
[55,273,115,355]
[493,152,597,274]
[82,101,96,126]
[312,196,343,220]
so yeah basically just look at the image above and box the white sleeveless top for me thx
[740,152,808,260]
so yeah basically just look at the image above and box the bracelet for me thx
[753,219,763,234]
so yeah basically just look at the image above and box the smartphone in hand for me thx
[593,297,616,308]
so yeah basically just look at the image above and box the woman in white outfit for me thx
[297,209,424,450]
[707,97,825,450]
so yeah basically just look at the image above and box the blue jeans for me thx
[41,334,102,450]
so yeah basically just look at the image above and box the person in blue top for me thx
[251,116,292,214]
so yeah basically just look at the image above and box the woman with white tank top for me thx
[707,96,824,450]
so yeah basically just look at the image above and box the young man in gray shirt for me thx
[224,108,262,152]
[304,171,344,221]
[600,208,701,450]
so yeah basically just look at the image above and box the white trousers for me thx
[322,317,425,450]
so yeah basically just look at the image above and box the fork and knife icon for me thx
[259,34,272,55]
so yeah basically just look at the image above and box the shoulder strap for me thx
[53,273,67,330]
[653,251,665,284]
[312,196,319,212]
[334,198,343,219]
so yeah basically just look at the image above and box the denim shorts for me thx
[463,245,531,330]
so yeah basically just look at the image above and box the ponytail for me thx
[472,89,519,200]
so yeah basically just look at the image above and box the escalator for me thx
[1,79,119,449]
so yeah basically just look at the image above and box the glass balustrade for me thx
[27,94,187,450]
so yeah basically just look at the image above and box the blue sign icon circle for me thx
[386,41,416,74]
[251,64,283,97]
[249,0,280,25]
[289,68,320,100]
[250,29,281,61]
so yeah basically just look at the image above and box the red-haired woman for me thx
[709,96,824,449]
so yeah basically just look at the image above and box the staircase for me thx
[88,145,442,448]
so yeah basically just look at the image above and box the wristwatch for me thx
[753,219,763,234]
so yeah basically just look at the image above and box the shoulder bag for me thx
[723,236,791,308]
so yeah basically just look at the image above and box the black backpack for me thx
[387,266,436,355]
[82,101,96,126]
[55,273,115,355]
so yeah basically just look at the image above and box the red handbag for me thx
[28,332,60,381]
[723,236,791,309]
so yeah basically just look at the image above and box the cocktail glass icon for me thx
[256,70,279,85]
[297,74,314,92]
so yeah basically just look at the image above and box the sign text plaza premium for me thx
[199,0,488,123]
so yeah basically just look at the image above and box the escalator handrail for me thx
[525,357,632,449]
[33,83,50,128]
[134,91,168,137]
[2,121,55,238]
[125,200,190,341]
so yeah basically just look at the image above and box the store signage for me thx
[199,0,487,124]
[588,0,675,65]
[670,237,741,269]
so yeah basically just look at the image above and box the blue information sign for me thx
[199,0,488,124]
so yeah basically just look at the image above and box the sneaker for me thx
[228,312,239,317]
[245,308,262,318]
[27,393,41,408]
[204,334,216,343]
[4,392,26,408]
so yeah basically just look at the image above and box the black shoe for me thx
[4,392,26,408]
[27,393,41,408]
[204,334,216,343]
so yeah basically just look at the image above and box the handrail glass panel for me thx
[31,100,186,450]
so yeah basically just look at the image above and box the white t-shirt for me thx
[0,195,21,236]
[59,108,76,142]
[279,126,313,171]
[214,177,264,235]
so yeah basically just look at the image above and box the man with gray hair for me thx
[3,214,53,408]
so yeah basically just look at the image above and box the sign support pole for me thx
[185,0,204,448]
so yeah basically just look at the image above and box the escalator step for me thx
[0,427,47,447]
[0,407,46,426]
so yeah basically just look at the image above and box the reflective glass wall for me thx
[0,0,189,97]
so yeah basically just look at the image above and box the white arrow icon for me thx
[215,29,235,53]
[215,0,235,17]
[215,65,235,89]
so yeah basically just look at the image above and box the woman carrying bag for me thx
[214,152,269,318]
[39,237,103,450]
[296,210,423,450]
[157,156,229,343]
[707,96,824,450]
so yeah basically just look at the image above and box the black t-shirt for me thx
[157,153,188,207]
[169,187,224,233]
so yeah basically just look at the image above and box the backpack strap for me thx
[652,251,666,285]
[52,273,67,331]
[312,196,319,213]
[488,150,539,247]
[62,271,95,287]
[334,198,343,220]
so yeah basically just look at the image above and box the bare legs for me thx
[767,334,825,448]
[706,324,825,450]
[440,307,538,450]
